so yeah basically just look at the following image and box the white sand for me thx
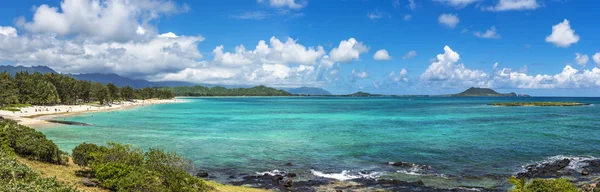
[0,99,183,126]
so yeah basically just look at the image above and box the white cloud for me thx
[158,32,179,38]
[545,19,580,47]
[474,26,501,39]
[330,38,368,63]
[594,53,600,65]
[575,53,589,66]
[230,11,270,20]
[420,46,490,87]
[404,14,412,21]
[0,26,17,37]
[390,68,408,82]
[408,0,417,10]
[20,0,188,42]
[367,10,389,20]
[403,50,417,59]
[374,49,392,60]
[438,14,459,28]
[417,46,600,89]
[493,65,600,89]
[486,0,540,11]
[352,69,369,79]
[434,0,480,8]
[257,0,307,9]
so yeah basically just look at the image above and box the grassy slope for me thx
[17,156,271,192]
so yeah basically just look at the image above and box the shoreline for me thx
[0,98,185,127]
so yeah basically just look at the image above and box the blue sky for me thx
[0,0,599,96]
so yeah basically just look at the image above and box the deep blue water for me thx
[38,97,600,189]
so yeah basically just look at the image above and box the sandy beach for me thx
[0,99,183,126]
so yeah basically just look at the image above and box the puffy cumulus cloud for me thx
[493,65,600,89]
[404,14,412,21]
[485,0,540,11]
[474,26,501,39]
[403,50,417,59]
[594,53,600,65]
[211,37,326,67]
[20,0,189,42]
[419,46,491,88]
[545,19,580,48]
[373,68,409,89]
[330,38,369,63]
[408,0,417,10]
[438,14,459,28]
[0,26,18,37]
[574,53,589,66]
[257,0,307,9]
[153,37,343,87]
[0,27,205,76]
[373,49,392,60]
[390,68,408,82]
[418,46,600,90]
[434,0,480,8]
[350,69,369,82]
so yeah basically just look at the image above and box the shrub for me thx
[87,143,211,191]
[523,178,579,192]
[72,142,107,167]
[0,119,65,164]
[0,150,78,191]
[116,168,166,192]
[91,162,134,190]
[510,176,579,192]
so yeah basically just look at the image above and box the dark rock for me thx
[388,161,413,167]
[285,162,293,166]
[272,175,284,182]
[582,170,589,176]
[195,172,209,178]
[583,159,600,174]
[287,173,297,178]
[46,120,91,126]
[516,158,570,178]
[283,179,293,188]
[81,178,97,187]
[0,116,4,121]
[228,175,236,179]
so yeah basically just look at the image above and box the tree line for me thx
[0,71,174,106]
[163,85,292,96]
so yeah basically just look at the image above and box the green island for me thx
[489,102,591,107]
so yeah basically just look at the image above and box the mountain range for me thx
[0,65,331,95]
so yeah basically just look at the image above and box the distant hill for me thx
[285,87,331,95]
[164,85,292,96]
[0,65,195,88]
[0,65,57,75]
[347,91,380,97]
[452,87,520,97]
[70,73,195,89]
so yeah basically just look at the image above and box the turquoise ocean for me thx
[39,97,600,189]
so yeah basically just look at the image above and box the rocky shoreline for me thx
[191,158,600,192]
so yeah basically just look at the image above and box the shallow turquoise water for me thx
[39,97,600,188]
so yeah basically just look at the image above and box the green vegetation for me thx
[163,85,292,96]
[73,142,210,191]
[1,119,66,164]
[0,71,174,108]
[489,102,589,106]
[0,119,78,191]
[509,176,579,192]
[453,87,518,97]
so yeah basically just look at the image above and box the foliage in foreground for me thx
[73,142,211,191]
[0,149,78,191]
[509,176,580,192]
[0,119,66,164]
